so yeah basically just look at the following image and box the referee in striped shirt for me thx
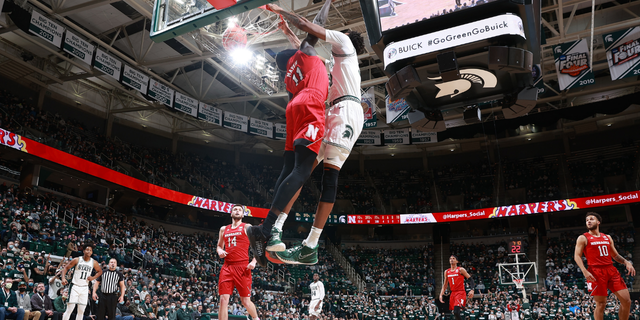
[92,258,125,320]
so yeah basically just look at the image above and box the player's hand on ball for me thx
[583,270,596,282]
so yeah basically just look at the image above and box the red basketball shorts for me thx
[218,264,252,297]
[586,265,627,296]
[449,290,467,310]
[285,88,326,154]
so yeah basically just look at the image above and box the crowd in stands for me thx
[569,153,637,197]
[501,157,561,203]
[434,162,494,210]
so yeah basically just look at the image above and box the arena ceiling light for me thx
[231,48,253,65]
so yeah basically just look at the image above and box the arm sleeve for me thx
[325,30,355,55]
[319,282,325,300]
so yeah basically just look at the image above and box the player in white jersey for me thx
[266,0,366,265]
[308,273,325,320]
[60,244,103,320]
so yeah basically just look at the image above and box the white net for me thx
[513,278,524,289]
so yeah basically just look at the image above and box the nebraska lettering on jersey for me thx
[583,232,614,266]
[223,223,250,264]
[446,267,465,291]
[284,51,328,98]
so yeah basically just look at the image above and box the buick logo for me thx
[388,48,397,59]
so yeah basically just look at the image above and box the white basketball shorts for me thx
[316,100,364,168]
[308,299,323,317]
[69,285,89,305]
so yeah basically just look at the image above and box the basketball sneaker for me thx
[274,242,318,265]
[266,227,286,252]
[246,225,268,268]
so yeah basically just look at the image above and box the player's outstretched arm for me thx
[278,20,301,49]
[609,237,636,276]
[267,4,327,41]
[574,235,595,282]
[217,226,227,258]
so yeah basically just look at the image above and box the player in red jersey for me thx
[217,204,260,320]
[574,212,635,320]
[439,255,474,320]
[248,1,330,267]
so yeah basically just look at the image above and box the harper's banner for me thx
[347,214,402,224]
[384,128,410,145]
[553,39,595,90]
[383,14,526,68]
[148,79,174,108]
[295,213,347,224]
[197,102,221,125]
[0,127,268,218]
[223,112,249,132]
[122,65,149,95]
[275,123,286,140]
[63,31,95,66]
[356,129,382,145]
[411,130,437,144]
[362,87,377,128]
[603,27,640,80]
[386,96,410,123]
[249,118,274,138]
[174,92,198,117]
[29,11,64,48]
[400,213,437,224]
[94,49,122,82]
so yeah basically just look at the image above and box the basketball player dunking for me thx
[574,212,635,320]
[217,204,260,320]
[263,0,366,265]
[439,255,474,320]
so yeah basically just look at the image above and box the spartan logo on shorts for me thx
[342,125,354,139]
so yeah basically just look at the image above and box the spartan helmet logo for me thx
[428,68,498,99]
[554,46,563,54]
[342,124,354,139]
[604,34,614,43]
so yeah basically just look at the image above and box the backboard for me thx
[497,261,538,286]
[150,0,278,43]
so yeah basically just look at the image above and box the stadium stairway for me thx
[530,235,546,289]
[434,243,450,292]
[326,240,366,292]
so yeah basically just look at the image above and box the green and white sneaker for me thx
[266,227,286,252]
[274,242,318,265]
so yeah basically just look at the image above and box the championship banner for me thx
[223,112,248,132]
[411,130,437,144]
[0,127,268,218]
[197,102,221,125]
[384,128,410,145]
[275,123,286,140]
[148,79,174,108]
[29,11,64,48]
[94,49,122,82]
[603,27,640,80]
[249,118,273,138]
[122,65,149,95]
[362,87,377,128]
[347,215,401,224]
[296,213,347,224]
[553,39,595,90]
[386,95,410,123]
[356,129,381,145]
[174,92,198,117]
[63,31,95,66]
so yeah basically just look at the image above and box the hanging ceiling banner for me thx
[122,65,149,95]
[362,87,377,128]
[275,123,286,140]
[148,79,174,108]
[63,31,95,66]
[250,118,274,138]
[29,11,64,48]
[174,92,198,117]
[411,130,437,144]
[386,95,410,123]
[552,39,595,90]
[384,128,410,145]
[223,112,249,132]
[197,102,222,125]
[94,49,122,82]
[603,27,640,80]
[356,130,381,145]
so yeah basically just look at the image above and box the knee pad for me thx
[319,167,340,203]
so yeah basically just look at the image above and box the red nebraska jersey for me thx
[284,51,329,98]
[583,232,614,267]
[446,267,465,291]
[223,223,250,265]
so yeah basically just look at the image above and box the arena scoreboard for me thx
[509,240,524,253]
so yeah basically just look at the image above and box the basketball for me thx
[222,25,247,52]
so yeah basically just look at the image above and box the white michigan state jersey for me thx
[72,257,93,286]
[310,281,325,301]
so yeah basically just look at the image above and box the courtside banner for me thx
[148,79,174,108]
[63,31,95,66]
[386,95,410,123]
[603,27,640,80]
[383,14,526,68]
[384,128,410,145]
[356,129,381,145]
[122,65,149,95]
[0,127,268,218]
[197,102,221,125]
[411,130,437,144]
[347,214,401,224]
[223,112,249,132]
[362,87,377,128]
[249,118,274,138]
[174,92,198,117]
[94,49,122,82]
[275,123,286,140]
[29,11,64,48]
[553,39,595,90]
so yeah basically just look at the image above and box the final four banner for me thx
[553,39,595,90]
[603,27,640,80]
[362,87,377,128]
[386,95,410,124]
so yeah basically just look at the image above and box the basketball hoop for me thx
[513,278,524,289]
